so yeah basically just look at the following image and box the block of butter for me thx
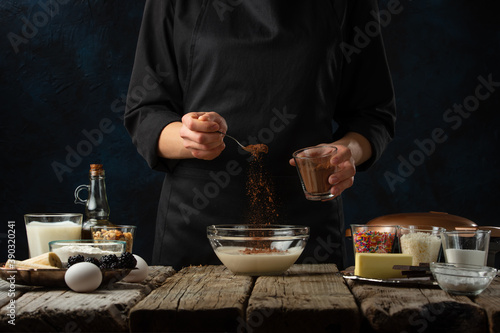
[354,253,413,279]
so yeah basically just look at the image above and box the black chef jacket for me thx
[124,0,396,270]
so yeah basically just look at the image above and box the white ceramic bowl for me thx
[430,262,497,296]
[207,224,309,276]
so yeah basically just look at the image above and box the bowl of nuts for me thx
[91,225,136,253]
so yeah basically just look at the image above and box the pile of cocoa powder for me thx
[245,144,268,155]
[241,247,281,255]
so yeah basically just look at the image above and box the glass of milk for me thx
[442,230,491,266]
[24,213,83,257]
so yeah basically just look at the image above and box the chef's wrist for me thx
[157,122,193,159]
[332,132,372,166]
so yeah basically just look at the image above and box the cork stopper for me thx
[90,164,105,176]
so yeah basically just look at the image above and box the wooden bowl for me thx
[367,211,477,230]
[345,212,477,237]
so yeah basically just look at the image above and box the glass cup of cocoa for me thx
[292,145,337,201]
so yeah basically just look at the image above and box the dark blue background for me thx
[1,0,499,265]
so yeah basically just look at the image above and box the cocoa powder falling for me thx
[242,144,286,253]
[245,144,279,225]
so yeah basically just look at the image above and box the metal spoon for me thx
[217,131,251,152]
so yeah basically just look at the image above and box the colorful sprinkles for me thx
[353,230,395,253]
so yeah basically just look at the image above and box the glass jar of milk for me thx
[24,213,83,257]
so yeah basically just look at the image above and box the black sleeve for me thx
[333,0,397,171]
[124,0,182,173]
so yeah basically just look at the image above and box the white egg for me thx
[65,262,103,292]
[122,254,149,283]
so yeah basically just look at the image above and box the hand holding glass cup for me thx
[292,145,338,201]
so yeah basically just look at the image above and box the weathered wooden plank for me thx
[347,279,489,333]
[246,264,360,333]
[0,266,175,332]
[473,276,500,333]
[129,265,254,332]
[0,279,35,309]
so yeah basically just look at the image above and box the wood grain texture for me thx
[0,278,35,309]
[473,276,500,333]
[129,265,253,332]
[245,264,360,333]
[2,264,499,332]
[347,279,489,333]
[0,266,175,332]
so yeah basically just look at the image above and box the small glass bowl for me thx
[207,224,309,276]
[91,225,136,253]
[350,224,398,254]
[430,262,497,296]
[399,226,445,266]
[49,239,126,266]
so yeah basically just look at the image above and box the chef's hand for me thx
[180,111,228,160]
[289,144,356,200]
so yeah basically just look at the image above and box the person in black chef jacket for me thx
[124,0,396,270]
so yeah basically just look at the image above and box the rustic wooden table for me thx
[0,264,498,332]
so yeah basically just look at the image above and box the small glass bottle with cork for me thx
[74,164,116,239]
